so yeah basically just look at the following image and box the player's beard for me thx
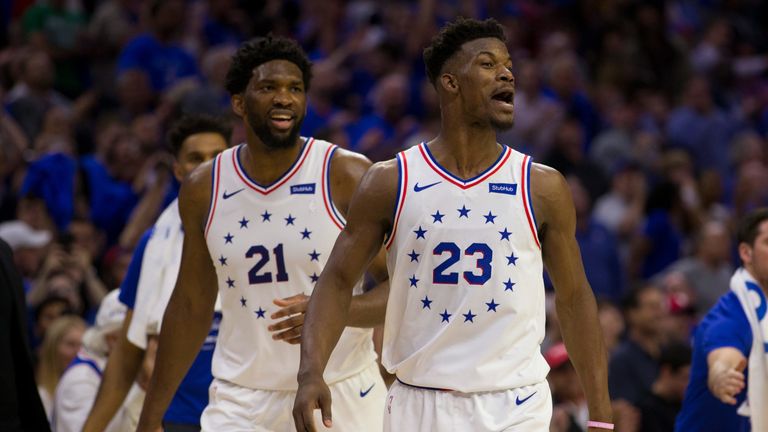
[247,107,303,150]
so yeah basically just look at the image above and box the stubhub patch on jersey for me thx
[488,183,517,195]
[290,183,316,194]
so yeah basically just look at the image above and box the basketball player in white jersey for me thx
[136,37,389,432]
[294,18,613,432]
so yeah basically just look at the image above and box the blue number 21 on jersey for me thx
[246,244,289,284]
[433,242,493,285]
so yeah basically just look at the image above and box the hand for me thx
[293,375,333,431]
[269,293,309,344]
[708,357,747,405]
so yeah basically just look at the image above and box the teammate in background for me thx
[293,18,612,432]
[676,208,768,432]
[53,290,128,432]
[137,36,389,432]
[84,114,231,432]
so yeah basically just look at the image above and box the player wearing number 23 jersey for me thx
[384,142,546,392]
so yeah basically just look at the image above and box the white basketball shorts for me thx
[384,379,552,431]
[200,361,386,432]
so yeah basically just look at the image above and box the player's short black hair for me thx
[658,340,692,373]
[737,207,768,246]
[167,114,232,156]
[423,17,506,85]
[225,36,312,96]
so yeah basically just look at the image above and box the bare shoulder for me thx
[178,158,216,228]
[329,147,373,186]
[328,148,399,217]
[529,162,573,227]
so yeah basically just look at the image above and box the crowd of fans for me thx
[1,0,768,431]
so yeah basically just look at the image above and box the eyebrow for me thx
[475,51,512,63]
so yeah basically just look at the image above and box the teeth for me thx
[271,116,292,120]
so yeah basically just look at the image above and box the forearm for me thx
[119,185,167,250]
[84,319,144,432]
[556,287,612,422]
[298,271,354,379]
[347,280,389,327]
[139,290,214,424]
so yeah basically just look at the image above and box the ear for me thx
[231,94,245,118]
[439,73,459,94]
[738,242,752,266]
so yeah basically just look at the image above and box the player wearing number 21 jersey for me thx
[137,36,389,432]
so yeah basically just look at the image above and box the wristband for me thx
[587,421,615,430]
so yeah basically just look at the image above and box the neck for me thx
[240,133,304,185]
[430,112,501,178]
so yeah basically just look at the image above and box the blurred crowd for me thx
[1,0,768,431]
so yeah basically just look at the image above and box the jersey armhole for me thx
[203,153,222,238]
[521,155,541,249]
[384,151,408,250]
[322,145,346,230]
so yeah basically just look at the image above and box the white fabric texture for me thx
[730,267,768,430]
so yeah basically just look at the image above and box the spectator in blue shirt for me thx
[116,0,199,93]
[676,208,768,432]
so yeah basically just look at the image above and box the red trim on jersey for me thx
[521,155,541,249]
[232,138,315,195]
[204,154,221,238]
[385,152,408,250]
[418,144,511,190]
[321,145,345,231]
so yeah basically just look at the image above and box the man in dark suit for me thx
[0,238,50,431]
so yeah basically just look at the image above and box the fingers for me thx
[269,313,305,331]
[271,299,308,319]
[270,322,303,344]
[319,391,333,429]
[713,370,745,405]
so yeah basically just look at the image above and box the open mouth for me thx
[269,113,295,130]
[492,91,514,104]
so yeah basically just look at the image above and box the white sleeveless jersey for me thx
[205,138,375,391]
[383,143,549,392]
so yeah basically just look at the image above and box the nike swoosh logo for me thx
[515,391,536,406]
[222,188,245,199]
[360,383,375,397]
[414,181,441,192]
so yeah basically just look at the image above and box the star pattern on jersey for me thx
[218,255,228,266]
[503,279,515,291]
[308,250,321,261]
[440,309,452,322]
[301,228,312,239]
[261,210,272,222]
[285,214,296,226]
[413,226,427,239]
[309,272,319,283]
[463,310,476,323]
[483,211,497,224]
[224,232,234,244]
[431,211,444,223]
[506,253,518,266]
[457,205,471,218]
[421,295,432,309]
[240,296,247,307]
[408,250,420,262]
[499,228,512,241]
[486,299,499,312]
[226,277,235,288]
[255,307,266,318]
[239,217,249,229]
[409,274,419,287]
